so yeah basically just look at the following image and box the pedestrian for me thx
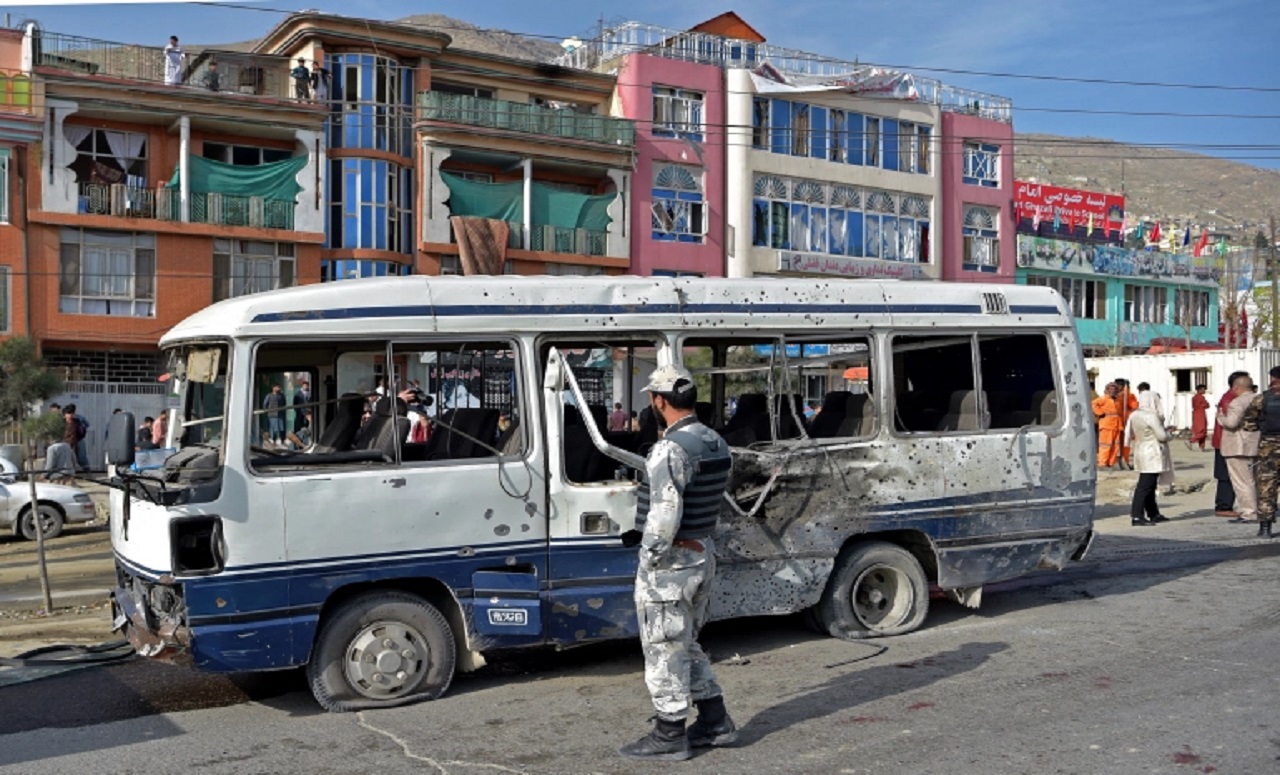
[1190,384,1210,450]
[1092,382,1123,469]
[1243,365,1280,539]
[136,416,157,450]
[293,380,312,434]
[204,59,221,91]
[152,410,169,447]
[164,35,185,86]
[1212,372,1246,517]
[619,365,736,761]
[1216,373,1259,525]
[291,57,311,100]
[1114,378,1139,469]
[608,401,627,432]
[64,403,90,470]
[1136,382,1175,493]
[263,384,287,443]
[1125,390,1171,526]
[61,405,80,472]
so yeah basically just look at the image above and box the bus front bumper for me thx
[111,584,192,663]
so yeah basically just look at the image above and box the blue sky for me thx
[8,0,1279,170]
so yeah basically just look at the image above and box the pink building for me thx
[615,53,726,276]
[939,112,1016,283]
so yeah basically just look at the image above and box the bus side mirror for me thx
[106,411,136,467]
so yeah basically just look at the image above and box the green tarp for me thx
[167,155,306,201]
[441,170,614,230]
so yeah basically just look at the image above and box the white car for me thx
[0,457,99,540]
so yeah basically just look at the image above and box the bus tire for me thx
[817,541,928,638]
[307,591,456,712]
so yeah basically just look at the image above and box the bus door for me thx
[541,345,653,645]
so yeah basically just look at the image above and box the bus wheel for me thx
[817,542,928,638]
[307,591,456,712]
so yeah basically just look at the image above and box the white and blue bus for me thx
[107,276,1095,711]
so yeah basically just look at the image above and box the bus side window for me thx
[891,335,977,433]
[978,334,1058,428]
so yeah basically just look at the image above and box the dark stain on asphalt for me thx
[1039,672,1070,680]
[1171,745,1202,765]
[838,716,885,725]
[907,701,935,711]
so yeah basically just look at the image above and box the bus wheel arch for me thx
[814,537,931,639]
[306,585,458,712]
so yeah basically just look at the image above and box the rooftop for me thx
[554,20,1012,123]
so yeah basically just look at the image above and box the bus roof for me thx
[160,276,1071,345]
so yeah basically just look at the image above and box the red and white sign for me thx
[1014,181,1125,227]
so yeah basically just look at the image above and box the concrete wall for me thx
[939,111,1015,284]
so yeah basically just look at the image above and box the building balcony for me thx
[34,31,295,101]
[418,91,635,148]
[449,221,609,257]
[77,182,296,230]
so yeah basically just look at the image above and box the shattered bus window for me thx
[979,334,1057,428]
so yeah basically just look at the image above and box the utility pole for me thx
[1272,215,1278,348]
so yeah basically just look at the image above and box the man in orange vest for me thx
[1094,382,1124,468]
[1114,378,1140,468]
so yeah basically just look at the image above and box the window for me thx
[963,205,1000,272]
[1174,288,1210,327]
[328,157,413,253]
[329,53,413,155]
[65,127,148,187]
[682,334,877,446]
[1124,284,1167,323]
[1173,368,1209,393]
[58,228,155,317]
[202,143,293,166]
[916,125,931,174]
[0,266,8,332]
[1025,274,1106,319]
[829,110,847,162]
[791,103,810,157]
[963,142,1000,187]
[544,262,605,276]
[895,122,931,174]
[652,86,704,139]
[752,98,769,149]
[321,259,411,282]
[0,147,8,223]
[892,333,1056,433]
[864,117,880,167]
[214,240,296,301]
[431,81,495,99]
[651,163,705,243]
[898,195,930,263]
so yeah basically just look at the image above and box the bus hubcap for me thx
[851,564,913,630]
[343,621,428,699]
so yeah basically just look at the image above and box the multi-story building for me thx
[559,12,1015,282]
[1,23,327,447]
[253,13,636,279]
[1013,181,1220,355]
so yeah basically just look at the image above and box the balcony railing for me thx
[451,220,610,257]
[34,31,294,100]
[419,92,635,147]
[77,183,295,229]
[0,69,33,113]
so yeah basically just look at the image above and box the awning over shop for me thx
[441,170,613,229]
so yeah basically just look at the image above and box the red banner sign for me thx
[1014,181,1125,226]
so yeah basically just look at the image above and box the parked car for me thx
[0,458,98,540]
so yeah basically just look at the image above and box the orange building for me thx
[0,25,326,408]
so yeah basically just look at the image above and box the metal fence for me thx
[419,91,636,146]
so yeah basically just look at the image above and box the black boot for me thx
[687,696,738,748]
[1260,521,1274,539]
[619,717,691,761]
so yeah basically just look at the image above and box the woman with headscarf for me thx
[1125,390,1173,526]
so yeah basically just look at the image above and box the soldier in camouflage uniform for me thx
[619,365,737,761]
[1244,365,1280,539]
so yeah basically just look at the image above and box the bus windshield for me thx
[166,343,228,453]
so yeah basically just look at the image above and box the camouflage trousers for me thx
[1256,437,1280,523]
[634,537,722,721]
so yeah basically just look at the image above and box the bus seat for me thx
[810,391,852,438]
[838,393,875,437]
[772,393,805,440]
[724,393,767,437]
[695,401,715,427]
[1033,390,1059,425]
[939,391,982,431]
[587,404,609,430]
[425,408,500,460]
[351,395,393,451]
[637,406,660,453]
[314,393,365,453]
[563,406,615,482]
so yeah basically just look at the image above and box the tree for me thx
[1256,230,1270,250]
[0,337,64,426]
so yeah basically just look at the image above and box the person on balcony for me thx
[204,60,221,92]
[164,36,185,86]
[310,61,330,103]
[291,58,311,100]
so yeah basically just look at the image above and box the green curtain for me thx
[167,155,307,201]
[443,170,614,230]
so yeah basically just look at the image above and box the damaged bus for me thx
[106,276,1095,711]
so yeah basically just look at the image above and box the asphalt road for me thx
[1,541,1277,774]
